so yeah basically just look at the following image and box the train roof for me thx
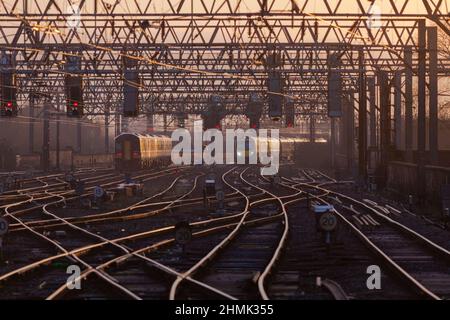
[115,133,171,140]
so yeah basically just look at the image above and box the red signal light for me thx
[73,101,79,107]
[6,102,12,108]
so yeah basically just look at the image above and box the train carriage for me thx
[115,133,172,170]
[115,131,299,170]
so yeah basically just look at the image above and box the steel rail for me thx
[169,166,252,300]
[46,169,247,300]
[281,171,443,300]
[1,167,185,217]
[169,166,303,300]
[48,205,293,300]
[34,173,204,299]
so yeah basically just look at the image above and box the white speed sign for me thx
[319,212,338,232]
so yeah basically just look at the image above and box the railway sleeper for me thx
[351,214,379,230]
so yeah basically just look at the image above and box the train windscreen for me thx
[115,140,122,158]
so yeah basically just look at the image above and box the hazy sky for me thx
[1,0,444,45]
[99,0,445,15]
[1,0,446,16]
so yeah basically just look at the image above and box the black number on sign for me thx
[319,213,337,231]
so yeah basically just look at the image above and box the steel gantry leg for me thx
[105,106,110,154]
[404,46,414,163]
[345,95,355,172]
[358,51,368,181]
[394,71,403,151]
[56,93,61,170]
[309,115,315,143]
[115,114,121,137]
[42,101,50,172]
[121,116,128,133]
[378,71,391,188]
[163,114,168,132]
[77,121,82,154]
[147,113,154,133]
[28,93,35,154]
[417,19,427,202]
[428,26,439,165]
[330,117,336,170]
[338,110,346,159]
[367,77,377,173]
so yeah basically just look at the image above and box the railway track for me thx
[261,168,415,300]
[170,167,291,300]
[0,168,115,196]
[280,168,450,300]
[52,166,282,299]
[0,168,196,288]
[46,166,255,299]
[1,167,184,222]
[1,165,449,300]
[0,167,193,288]
[0,166,252,299]
[0,166,300,298]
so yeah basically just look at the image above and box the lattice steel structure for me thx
[0,0,448,118]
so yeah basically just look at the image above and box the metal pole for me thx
[309,115,315,143]
[368,77,377,148]
[378,71,390,188]
[394,71,403,151]
[358,51,367,181]
[330,117,336,169]
[42,101,50,172]
[147,114,154,133]
[367,77,377,173]
[105,105,110,153]
[115,112,120,137]
[163,114,168,132]
[28,93,34,154]
[417,20,427,202]
[121,115,127,133]
[77,121,82,153]
[56,93,60,170]
[428,26,438,165]
[404,46,413,162]
[346,95,355,172]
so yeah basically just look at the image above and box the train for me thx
[114,133,173,170]
[114,132,303,170]
[239,136,298,163]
